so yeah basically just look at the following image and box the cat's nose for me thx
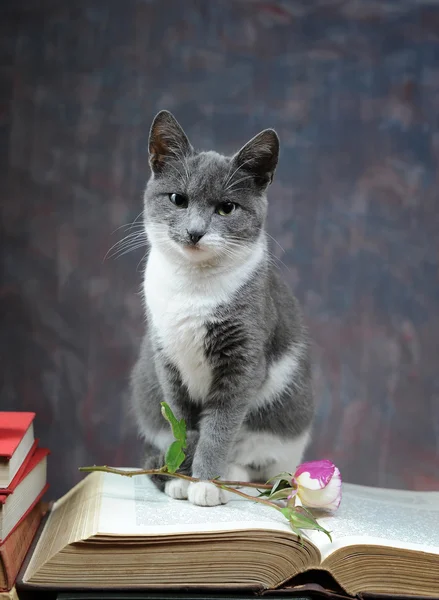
[187,230,205,245]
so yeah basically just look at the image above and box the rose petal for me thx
[294,459,336,490]
[297,467,342,511]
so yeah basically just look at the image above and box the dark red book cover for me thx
[0,502,44,591]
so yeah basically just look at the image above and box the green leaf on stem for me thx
[266,472,294,485]
[161,403,187,447]
[161,402,187,473]
[268,487,296,502]
[281,507,332,542]
[165,441,186,473]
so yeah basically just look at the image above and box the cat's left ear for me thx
[232,129,279,187]
[148,110,193,174]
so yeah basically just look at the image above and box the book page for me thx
[24,473,103,580]
[308,482,439,560]
[98,471,293,536]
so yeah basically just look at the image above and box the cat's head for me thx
[143,110,279,266]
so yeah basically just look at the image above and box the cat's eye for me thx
[217,202,236,216]
[169,193,188,208]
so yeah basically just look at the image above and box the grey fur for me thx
[131,110,314,494]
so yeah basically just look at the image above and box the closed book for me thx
[0,441,38,496]
[0,413,35,489]
[0,502,44,591]
[0,448,49,542]
[17,471,439,598]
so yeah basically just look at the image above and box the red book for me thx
[0,448,49,542]
[0,413,35,489]
[0,441,38,496]
[0,502,44,591]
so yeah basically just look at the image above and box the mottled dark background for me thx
[1,0,438,500]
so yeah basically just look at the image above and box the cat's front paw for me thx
[164,479,189,500]
[188,481,227,506]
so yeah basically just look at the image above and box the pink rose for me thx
[293,459,342,511]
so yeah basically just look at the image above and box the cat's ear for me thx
[148,110,193,174]
[232,129,279,187]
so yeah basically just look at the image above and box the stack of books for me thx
[0,412,49,600]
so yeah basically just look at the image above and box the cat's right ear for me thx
[148,110,193,174]
[232,129,279,188]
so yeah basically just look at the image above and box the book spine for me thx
[0,560,5,591]
[0,503,43,591]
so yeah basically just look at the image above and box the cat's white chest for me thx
[144,243,265,401]
[144,254,217,401]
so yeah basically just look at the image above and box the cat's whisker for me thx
[224,174,255,193]
[136,254,148,272]
[108,233,149,256]
[223,157,255,189]
[162,159,187,187]
[112,231,146,245]
[179,155,191,183]
[115,224,145,233]
[222,187,251,195]
[105,231,148,261]
[170,139,191,183]
[106,242,147,260]
[266,249,290,273]
[111,219,144,235]
[111,243,148,259]
[129,210,145,230]
[256,228,286,255]
[105,233,144,259]
[224,236,288,272]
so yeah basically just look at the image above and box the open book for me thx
[21,471,439,597]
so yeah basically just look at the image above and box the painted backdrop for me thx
[1,0,438,499]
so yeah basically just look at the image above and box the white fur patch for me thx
[187,481,227,506]
[225,463,251,482]
[256,342,305,408]
[230,429,311,480]
[144,239,265,401]
[150,430,174,452]
[134,411,174,451]
[165,478,189,499]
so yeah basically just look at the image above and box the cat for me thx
[130,110,314,507]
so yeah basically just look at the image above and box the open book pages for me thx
[310,482,439,597]
[30,469,299,540]
[309,482,439,558]
[23,470,439,595]
[23,471,318,589]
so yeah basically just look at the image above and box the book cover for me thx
[0,440,38,496]
[0,502,44,591]
[0,448,49,543]
[0,448,49,505]
[0,413,35,459]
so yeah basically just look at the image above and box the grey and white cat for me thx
[131,110,314,507]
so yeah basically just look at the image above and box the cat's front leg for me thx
[154,358,199,500]
[187,324,263,506]
[189,384,256,507]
